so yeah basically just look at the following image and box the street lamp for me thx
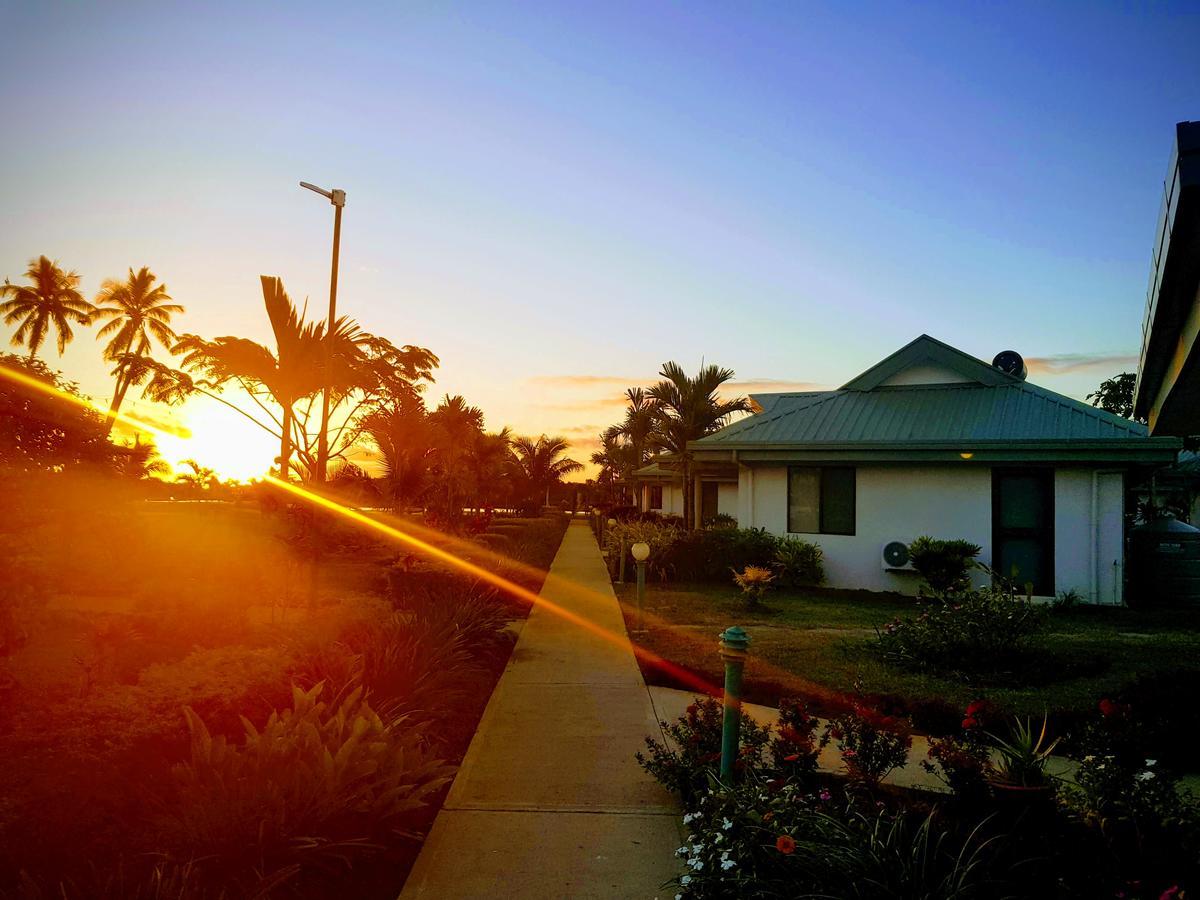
[300,180,346,485]
[631,541,650,633]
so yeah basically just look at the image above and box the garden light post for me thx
[631,541,650,633]
[607,517,618,576]
[718,625,750,782]
[299,180,346,485]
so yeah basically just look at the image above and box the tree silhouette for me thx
[1,256,95,360]
[92,267,182,433]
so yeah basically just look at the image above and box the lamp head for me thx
[607,517,617,527]
[631,541,651,562]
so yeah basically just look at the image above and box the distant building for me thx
[1134,120,1200,434]
[639,334,1178,602]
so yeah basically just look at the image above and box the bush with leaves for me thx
[822,704,912,788]
[772,537,824,588]
[875,581,1047,675]
[157,684,454,894]
[732,565,774,607]
[671,774,1001,899]
[907,535,982,596]
[603,519,683,581]
[770,698,821,777]
[665,527,783,582]
[636,696,771,802]
[922,701,995,802]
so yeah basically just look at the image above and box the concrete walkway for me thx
[401,521,681,899]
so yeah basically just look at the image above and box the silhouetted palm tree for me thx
[361,391,438,512]
[1,256,95,360]
[648,362,749,529]
[174,276,324,482]
[92,266,183,432]
[510,435,582,513]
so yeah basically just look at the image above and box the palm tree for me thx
[1,256,95,360]
[92,266,183,433]
[468,427,513,511]
[510,435,582,514]
[360,391,438,512]
[174,276,325,481]
[647,362,750,529]
[590,425,625,501]
[617,387,656,503]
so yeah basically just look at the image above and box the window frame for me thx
[786,465,857,536]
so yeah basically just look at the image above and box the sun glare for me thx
[150,394,278,482]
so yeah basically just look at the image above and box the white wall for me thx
[738,463,1126,599]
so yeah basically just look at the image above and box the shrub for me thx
[986,715,1060,788]
[665,527,782,582]
[636,696,770,801]
[906,536,981,595]
[156,684,454,892]
[732,565,774,606]
[921,701,994,802]
[603,519,683,581]
[875,582,1047,675]
[671,776,1000,899]
[770,698,821,777]
[821,704,912,788]
[773,537,824,588]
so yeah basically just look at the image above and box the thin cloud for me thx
[528,374,655,389]
[1025,354,1138,376]
[726,379,826,394]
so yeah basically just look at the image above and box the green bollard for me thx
[718,625,750,782]
[631,542,650,633]
[618,536,627,583]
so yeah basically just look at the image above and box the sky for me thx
[2,1,1198,479]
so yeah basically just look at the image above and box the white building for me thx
[637,335,1179,602]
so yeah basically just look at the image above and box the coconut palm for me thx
[360,391,438,512]
[1,256,95,360]
[468,427,513,511]
[617,387,656,503]
[92,266,183,432]
[509,435,582,514]
[647,362,750,529]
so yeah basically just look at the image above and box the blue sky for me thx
[2,1,1197,475]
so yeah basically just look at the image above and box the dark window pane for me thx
[821,467,856,535]
[998,475,1043,529]
[701,482,719,522]
[998,538,1046,591]
[649,485,663,510]
[788,468,820,533]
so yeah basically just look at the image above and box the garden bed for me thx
[616,581,1200,763]
[0,500,567,899]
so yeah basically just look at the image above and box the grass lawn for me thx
[616,580,1200,742]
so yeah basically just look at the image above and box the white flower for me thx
[1146,759,1157,767]
[676,847,688,858]
[683,812,699,824]
[714,833,723,844]
[681,875,692,886]
[721,858,737,871]
[689,858,704,870]
[676,895,683,900]
[1083,755,1095,763]
[1137,770,1155,781]
[722,817,733,830]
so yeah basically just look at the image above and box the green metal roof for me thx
[695,335,1178,459]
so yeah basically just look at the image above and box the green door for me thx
[992,468,1055,595]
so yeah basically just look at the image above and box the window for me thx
[648,485,663,510]
[787,466,856,535]
[992,468,1054,595]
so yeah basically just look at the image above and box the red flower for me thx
[962,717,979,730]
[1099,698,1116,717]
[784,754,800,762]
[965,700,986,717]
[775,835,796,854]
[843,749,857,758]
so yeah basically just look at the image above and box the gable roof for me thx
[840,334,1016,390]
[692,335,1178,460]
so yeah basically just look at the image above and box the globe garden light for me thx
[607,517,617,527]
[631,542,651,561]
[632,541,650,632]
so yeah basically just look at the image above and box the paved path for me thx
[401,521,681,900]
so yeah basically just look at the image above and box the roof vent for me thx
[992,350,1027,381]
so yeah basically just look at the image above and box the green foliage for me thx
[770,698,821,776]
[1087,372,1138,421]
[875,583,1047,675]
[921,701,994,801]
[985,715,1060,788]
[636,696,771,802]
[906,536,981,595]
[821,704,913,788]
[672,777,1000,899]
[157,684,454,892]
[773,537,824,588]
[604,519,684,580]
[666,527,783,582]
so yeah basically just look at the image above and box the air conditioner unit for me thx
[882,541,917,572]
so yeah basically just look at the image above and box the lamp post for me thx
[718,625,750,782]
[299,180,346,485]
[631,541,650,633]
